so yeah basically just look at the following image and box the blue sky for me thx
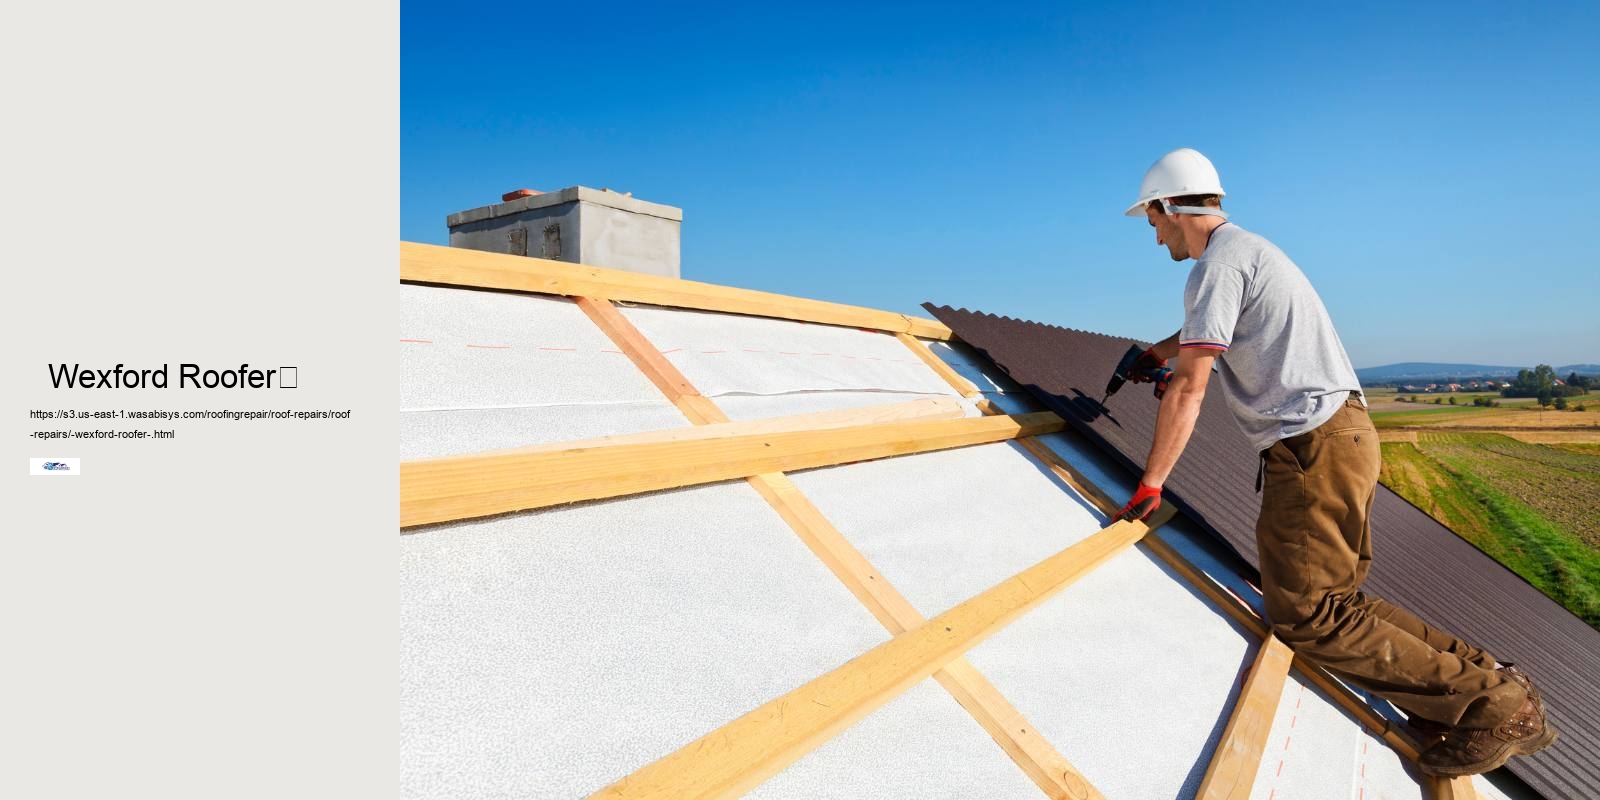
[403,2,1599,368]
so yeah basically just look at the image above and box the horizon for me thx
[1356,360,1600,371]
[402,2,1599,366]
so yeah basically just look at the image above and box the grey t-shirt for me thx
[1180,223,1362,452]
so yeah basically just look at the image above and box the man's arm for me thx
[1141,348,1216,487]
[1148,330,1181,362]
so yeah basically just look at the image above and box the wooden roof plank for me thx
[1196,635,1296,799]
[400,411,1063,527]
[401,241,952,339]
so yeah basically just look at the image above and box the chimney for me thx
[446,186,683,278]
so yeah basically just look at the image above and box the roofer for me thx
[1112,148,1557,777]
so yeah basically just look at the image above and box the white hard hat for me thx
[1124,148,1227,217]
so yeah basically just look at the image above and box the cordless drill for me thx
[1102,344,1173,403]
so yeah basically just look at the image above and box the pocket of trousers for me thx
[1257,441,1317,607]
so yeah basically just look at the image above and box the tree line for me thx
[1502,365,1591,406]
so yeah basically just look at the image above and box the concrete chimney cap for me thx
[448,186,682,227]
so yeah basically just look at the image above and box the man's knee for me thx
[1267,588,1347,648]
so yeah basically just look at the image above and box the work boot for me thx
[1404,714,1451,747]
[1405,663,1538,747]
[1500,664,1541,706]
[1418,670,1558,777]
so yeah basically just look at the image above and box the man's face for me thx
[1145,204,1189,262]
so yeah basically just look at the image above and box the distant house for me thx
[1446,383,1462,392]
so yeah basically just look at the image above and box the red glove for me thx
[1117,483,1162,522]
[1126,347,1168,383]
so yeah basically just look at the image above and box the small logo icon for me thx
[31,457,80,476]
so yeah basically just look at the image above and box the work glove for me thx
[1126,347,1167,383]
[1116,483,1162,522]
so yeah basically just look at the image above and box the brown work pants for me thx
[1257,395,1525,728]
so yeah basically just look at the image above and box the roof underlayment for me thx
[925,304,1597,800]
[398,260,1534,798]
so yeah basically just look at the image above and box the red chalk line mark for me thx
[399,338,433,344]
[1267,683,1305,798]
[1356,725,1373,799]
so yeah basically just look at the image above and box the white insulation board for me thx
[399,402,690,461]
[964,552,1255,799]
[399,285,688,457]
[399,482,891,799]
[748,679,1041,799]
[1249,672,1512,800]
[787,441,1105,617]
[619,304,959,401]
[715,390,981,423]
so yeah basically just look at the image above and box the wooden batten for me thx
[463,397,966,458]
[401,241,952,339]
[895,333,982,397]
[1196,635,1296,799]
[1427,776,1481,800]
[400,412,1063,527]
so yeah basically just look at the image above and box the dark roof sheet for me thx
[927,305,1600,800]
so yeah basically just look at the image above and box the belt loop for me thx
[1256,449,1267,493]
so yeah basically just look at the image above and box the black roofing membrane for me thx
[928,304,1600,800]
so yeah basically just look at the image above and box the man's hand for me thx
[1125,347,1168,383]
[1116,483,1163,522]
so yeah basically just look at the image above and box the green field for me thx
[1380,432,1600,629]
[1370,405,1492,426]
